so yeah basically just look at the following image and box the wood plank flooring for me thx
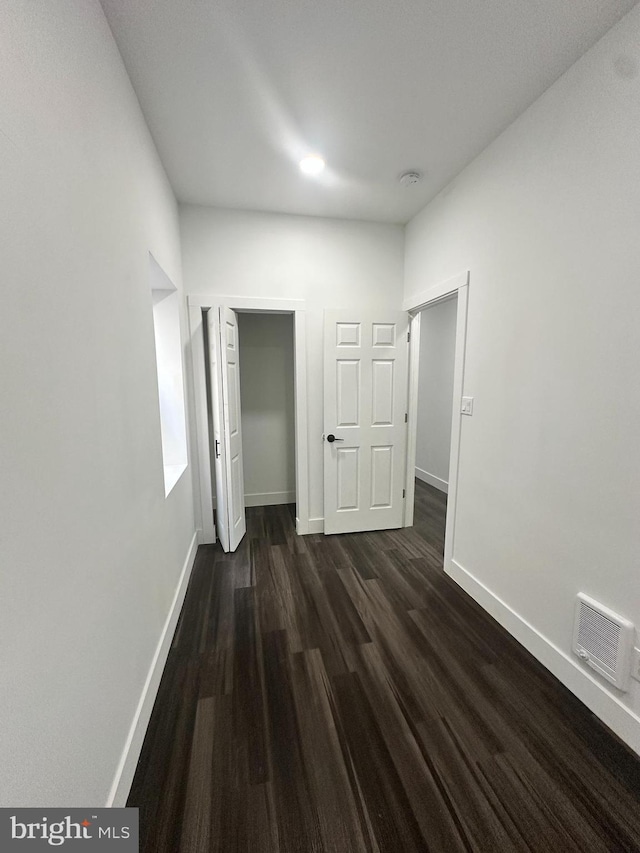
[128,480,640,852]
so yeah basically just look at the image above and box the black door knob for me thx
[327,434,344,442]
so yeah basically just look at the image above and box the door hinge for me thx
[403,489,406,498]
[407,331,411,342]
[404,412,408,423]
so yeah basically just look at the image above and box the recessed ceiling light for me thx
[299,155,325,176]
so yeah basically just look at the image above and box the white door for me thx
[206,307,246,552]
[323,311,409,535]
[207,308,229,551]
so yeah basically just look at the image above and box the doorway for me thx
[188,296,309,550]
[403,270,470,571]
[414,295,457,554]
[237,312,295,508]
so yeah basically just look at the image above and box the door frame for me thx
[188,294,309,542]
[403,270,470,571]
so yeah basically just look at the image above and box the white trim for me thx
[443,282,469,570]
[415,467,448,493]
[245,490,296,507]
[402,270,469,312]
[188,305,215,544]
[294,311,310,533]
[189,297,309,541]
[106,531,199,806]
[447,558,640,757]
[307,517,325,534]
[188,293,304,311]
[404,311,421,527]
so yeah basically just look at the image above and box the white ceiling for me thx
[100,0,636,223]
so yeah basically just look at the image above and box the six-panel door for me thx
[207,307,230,551]
[220,307,247,551]
[207,307,246,552]
[323,311,409,534]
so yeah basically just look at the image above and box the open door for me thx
[323,310,409,534]
[206,307,246,552]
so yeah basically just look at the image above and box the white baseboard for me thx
[244,490,295,508]
[106,531,199,806]
[307,517,324,534]
[415,467,448,493]
[447,558,640,757]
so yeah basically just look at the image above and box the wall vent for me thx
[573,593,634,691]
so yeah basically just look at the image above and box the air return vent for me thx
[573,593,634,691]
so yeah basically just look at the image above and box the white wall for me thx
[416,298,457,491]
[0,1,196,805]
[405,6,640,753]
[180,206,405,524]
[238,313,295,505]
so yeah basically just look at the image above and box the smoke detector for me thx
[399,171,422,187]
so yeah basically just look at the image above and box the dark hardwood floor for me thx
[128,480,640,852]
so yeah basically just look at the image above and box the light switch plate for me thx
[461,396,474,415]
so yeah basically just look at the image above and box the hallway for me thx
[129,481,640,852]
